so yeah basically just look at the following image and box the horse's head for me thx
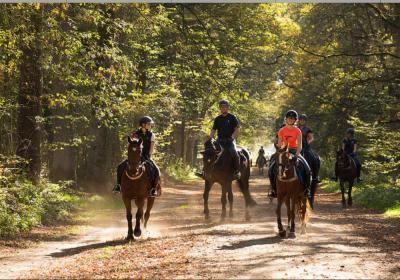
[336,149,350,169]
[201,139,221,177]
[276,146,296,179]
[127,136,142,168]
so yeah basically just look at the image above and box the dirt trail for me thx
[1,170,399,279]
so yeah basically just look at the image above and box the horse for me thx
[302,148,321,207]
[335,149,357,208]
[121,137,161,240]
[256,154,268,175]
[275,148,310,238]
[201,139,256,221]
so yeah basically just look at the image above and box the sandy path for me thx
[1,170,399,279]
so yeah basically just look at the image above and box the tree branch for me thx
[299,45,400,60]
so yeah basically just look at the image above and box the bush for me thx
[0,178,83,237]
[321,177,400,216]
[162,157,196,182]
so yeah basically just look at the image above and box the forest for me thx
[1,3,399,235]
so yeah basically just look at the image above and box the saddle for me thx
[268,153,311,189]
[142,159,160,188]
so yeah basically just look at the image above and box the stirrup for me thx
[149,188,158,197]
[112,184,121,193]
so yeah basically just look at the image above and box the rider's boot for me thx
[149,187,158,197]
[195,171,205,179]
[112,184,121,193]
[233,170,241,180]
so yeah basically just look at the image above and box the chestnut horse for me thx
[276,148,310,238]
[121,137,161,240]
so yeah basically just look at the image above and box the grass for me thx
[320,178,400,217]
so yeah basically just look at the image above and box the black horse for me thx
[302,147,320,207]
[256,154,268,175]
[335,149,357,208]
[201,139,256,221]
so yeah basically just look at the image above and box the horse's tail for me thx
[297,195,311,225]
[238,179,257,207]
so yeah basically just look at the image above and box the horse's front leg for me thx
[124,198,134,240]
[221,184,227,221]
[134,198,145,237]
[348,181,353,207]
[227,184,234,218]
[288,196,296,238]
[340,180,346,208]
[144,197,155,229]
[277,193,285,238]
[203,180,212,220]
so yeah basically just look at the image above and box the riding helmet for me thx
[219,99,230,107]
[139,116,154,126]
[299,114,308,120]
[346,128,354,135]
[285,110,298,120]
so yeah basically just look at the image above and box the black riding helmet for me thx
[299,114,308,120]
[285,110,298,120]
[139,116,154,126]
[346,128,354,135]
[219,99,229,107]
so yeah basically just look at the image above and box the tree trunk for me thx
[16,8,43,184]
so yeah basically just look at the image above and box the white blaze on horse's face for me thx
[132,147,137,152]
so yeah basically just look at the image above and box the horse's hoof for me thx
[126,235,134,241]
[134,229,142,237]
[288,232,296,239]
[205,214,211,221]
[278,230,286,238]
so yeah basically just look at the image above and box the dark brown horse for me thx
[201,139,256,221]
[336,149,357,208]
[275,148,309,238]
[256,155,268,175]
[121,137,161,240]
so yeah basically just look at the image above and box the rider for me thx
[298,114,319,182]
[257,146,265,166]
[113,116,159,196]
[270,110,312,199]
[342,128,362,182]
[298,114,314,151]
[209,99,241,180]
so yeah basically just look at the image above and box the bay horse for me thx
[201,139,256,221]
[335,149,357,208]
[121,137,161,240]
[256,155,268,175]
[276,148,310,238]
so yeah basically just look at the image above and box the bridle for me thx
[277,150,298,183]
[126,142,145,181]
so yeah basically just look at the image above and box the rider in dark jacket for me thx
[342,128,362,182]
[113,116,159,196]
[209,100,241,180]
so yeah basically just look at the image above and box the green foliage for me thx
[163,157,197,182]
[0,178,83,237]
[321,178,400,217]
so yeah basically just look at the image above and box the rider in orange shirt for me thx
[271,110,312,200]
